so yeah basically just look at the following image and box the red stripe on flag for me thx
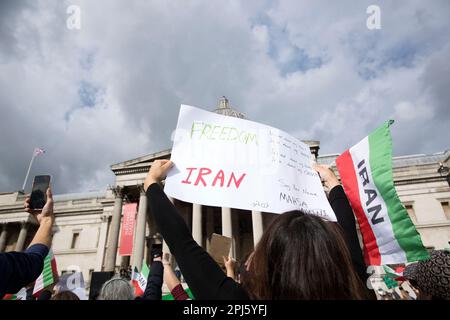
[51,257,58,282]
[336,150,381,265]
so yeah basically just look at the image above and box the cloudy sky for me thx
[0,0,449,194]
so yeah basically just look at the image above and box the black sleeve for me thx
[139,261,163,300]
[328,185,368,284]
[37,289,52,300]
[146,183,249,300]
[0,244,49,298]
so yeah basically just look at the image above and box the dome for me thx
[213,96,245,119]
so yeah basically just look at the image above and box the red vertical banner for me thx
[119,203,137,256]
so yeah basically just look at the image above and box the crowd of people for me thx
[0,160,448,300]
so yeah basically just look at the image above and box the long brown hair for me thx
[242,211,367,299]
[51,290,80,300]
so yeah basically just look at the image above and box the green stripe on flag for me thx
[368,120,429,262]
[42,253,55,287]
[383,275,398,289]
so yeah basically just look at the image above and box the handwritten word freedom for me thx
[190,121,258,145]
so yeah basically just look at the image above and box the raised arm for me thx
[138,258,163,300]
[144,160,248,300]
[163,253,189,300]
[223,256,236,280]
[313,165,368,284]
[0,188,54,298]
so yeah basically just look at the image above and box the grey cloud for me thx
[0,0,449,195]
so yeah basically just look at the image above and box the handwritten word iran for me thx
[190,121,258,145]
[181,167,247,189]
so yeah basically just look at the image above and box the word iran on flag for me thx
[131,261,150,296]
[336,120,429,266]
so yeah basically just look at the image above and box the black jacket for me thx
[135,260,164,300]
[0,243,49,298]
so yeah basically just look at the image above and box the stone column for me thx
[221,207,235,258]
[192,203,202,246]
[105,187,123,272]
[251,210,264,248]
[15,222,28,252]
[132,186,148,271]
[95,215,109,271]
[0,224,9,252]
[206,207,215,251]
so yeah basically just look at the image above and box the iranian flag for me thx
[2,288,27,300]
[33,250,58,296]
[336,120,429,266]
[383,265,405,281]
[131,261,150,296]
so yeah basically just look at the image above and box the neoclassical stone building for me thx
[1,98,449,292]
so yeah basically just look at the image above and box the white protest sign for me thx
[164,105,336,221]
[56,271,87,300]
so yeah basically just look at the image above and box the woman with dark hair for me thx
[144,160,368,300]
[243,211,366,299]
[51,290,80,300]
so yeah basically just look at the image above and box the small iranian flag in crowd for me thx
[336,120,429,266]
[33,250,58,296]
[2,288,27,300]
[383,265,405,281]
[131,261,150,296]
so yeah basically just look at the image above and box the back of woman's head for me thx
[51,290,80,300]
[99,276,134,300]
[243,211,366,300]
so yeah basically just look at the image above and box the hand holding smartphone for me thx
[29,175,51,210]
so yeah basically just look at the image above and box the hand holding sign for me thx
[313,164,340,192]
[144,160,174,192]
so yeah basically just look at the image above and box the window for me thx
[441,201,450,220]
[71,232,80,249]
[404,204,416,223]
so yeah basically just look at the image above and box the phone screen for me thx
[30,175,51,210]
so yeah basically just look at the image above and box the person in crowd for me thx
[236,252,253,284]
[143,160,369,300]
[100,246,165,300]
[163,253,190,300]
[0,188,54,299]
[37,288,54,300]
[99,276,135,300]
[399,287,414,300]
[51,290,80,300]
[135,246,164,300]
[384,291,394,300]
[223,256,236,280]
[403,249,450,300]
[25,283,36,300]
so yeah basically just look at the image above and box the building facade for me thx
[1,98,449,293]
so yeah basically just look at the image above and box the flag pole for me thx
[21,151,36,193]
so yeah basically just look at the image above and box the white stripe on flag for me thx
[349,137,406,265]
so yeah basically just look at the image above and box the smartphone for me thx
[29,175,51,210]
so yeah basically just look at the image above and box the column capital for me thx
[19,221,28,229]
[111,186,123,198]
[138,184,146,195]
